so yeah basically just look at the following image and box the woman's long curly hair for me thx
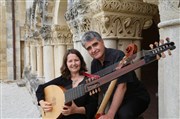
[60,49,88,79]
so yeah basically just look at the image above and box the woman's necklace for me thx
[72,79,78,85]
[71,75,84,86]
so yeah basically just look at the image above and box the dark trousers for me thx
[115,97,150,119]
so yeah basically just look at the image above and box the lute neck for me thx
[64,84,85,103]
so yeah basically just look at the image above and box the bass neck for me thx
[84,58,147,93]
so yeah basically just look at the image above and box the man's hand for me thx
[98,114,113,119]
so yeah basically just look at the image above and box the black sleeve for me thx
[84,93,98,119]
[35,76,65,105]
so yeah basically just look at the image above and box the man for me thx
[81,31,150,119]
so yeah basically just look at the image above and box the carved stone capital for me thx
[39,25,53,45]
[35,38,43,46]
[92,14,153,38]
[29,38,36,46]
[52,25,73,45]
[65,1,90,21]
[90,0,158,16]
[25,39,31,47]
[32,31,43,46]
[65,1,93,42]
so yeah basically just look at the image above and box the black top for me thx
[91,48,150,101]
[36,76,98,119]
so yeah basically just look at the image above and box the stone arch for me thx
[34,1,43,31]
[53,0,68,25]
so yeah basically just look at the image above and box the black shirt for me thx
[91,48,150,101]
[36,76,98,119]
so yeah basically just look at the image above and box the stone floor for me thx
[0,80,41,119]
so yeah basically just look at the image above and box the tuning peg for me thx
[89,78,92,82]
[98,88,101,92]
[165,37,172,55]
[154,41,159,47]
[149,44,154,49]
[154,42,161,60]
[165,37,170,42]
[89,91,92,96]
[92,90,95,94]
[95,89,98,93]
[168,50,172,55]
[159,40,166,58]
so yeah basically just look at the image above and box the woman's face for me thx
[66,53,81,74]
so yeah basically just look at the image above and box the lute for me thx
[42,39,176,119]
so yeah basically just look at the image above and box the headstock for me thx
[115,43,138,70]
[144,37,176,63]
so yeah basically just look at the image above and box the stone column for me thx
[24,40,30,68]
[30,41,37,74]
[36,42,43,78]
[54,45,66,77]
[40,25,55,82]
[43,44,55,82]
[158,0,180,118]
[52,25,73,77]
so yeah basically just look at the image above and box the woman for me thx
[36,49,98,119]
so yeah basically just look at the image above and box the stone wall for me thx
[158,0,180,118]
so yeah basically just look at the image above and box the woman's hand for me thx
[39,100,53,112]
[61,101,78,116]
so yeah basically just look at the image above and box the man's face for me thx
[84,38,105,60]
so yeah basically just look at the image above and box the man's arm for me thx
[107,83,127,118]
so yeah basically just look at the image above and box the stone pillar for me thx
[158,0,180,118]
[24,40,30,67]
[54,45,66,77]
[32,31,44,79]
[40,25,55,82]
[52,25,73,77]
[36,44,43,78]
[43,44,55,82]
[30,42,37,74]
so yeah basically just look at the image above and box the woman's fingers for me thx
[41,101,53,112]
